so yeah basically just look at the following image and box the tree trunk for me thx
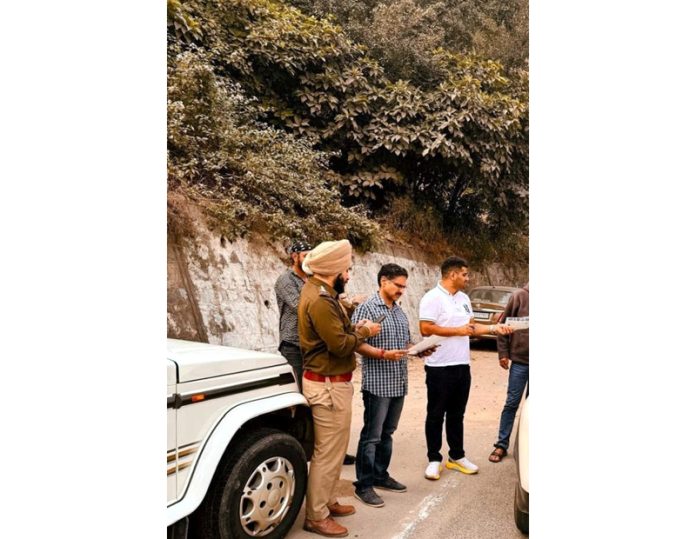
[445,175,468,229]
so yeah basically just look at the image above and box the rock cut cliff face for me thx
[167,228,527,353]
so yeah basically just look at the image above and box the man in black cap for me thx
[274,240,314,387]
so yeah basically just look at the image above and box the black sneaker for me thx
[374,477,407,493]
[343,454,356,465]
[354,487,385,508]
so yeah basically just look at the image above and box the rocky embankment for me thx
[167,226,527,352]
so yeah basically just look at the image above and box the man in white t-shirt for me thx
[418,256,515,480]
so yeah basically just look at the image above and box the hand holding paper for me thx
[503,317,529,330]
[417,345,439,358]
[407,335,446,356]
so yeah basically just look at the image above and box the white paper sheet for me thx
[505,317,529,330]
[407,335,446,355]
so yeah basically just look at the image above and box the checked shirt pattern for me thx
[351,292,411,397]
[274,269,305,346]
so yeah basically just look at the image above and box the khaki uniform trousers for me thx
[303,377,354,521]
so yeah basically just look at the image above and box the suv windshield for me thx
[469,289,513,306]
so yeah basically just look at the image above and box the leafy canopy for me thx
[168,0,528,259]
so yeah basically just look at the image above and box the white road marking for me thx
[391,475,458,539]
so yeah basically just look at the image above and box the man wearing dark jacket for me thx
[489,283,529,463]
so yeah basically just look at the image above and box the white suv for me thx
[167,339,313,538]
[513,396,529,534]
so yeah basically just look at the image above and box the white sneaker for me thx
[424,461,442,480]
[445,456,479,475]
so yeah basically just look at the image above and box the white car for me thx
[167,339,313,538]
[513,396,529,534]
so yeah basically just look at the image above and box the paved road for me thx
[287,341,527,538]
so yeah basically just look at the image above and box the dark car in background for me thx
[468,286,518,339]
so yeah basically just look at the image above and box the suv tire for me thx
[513,482,529,534]
[191,427,307,539]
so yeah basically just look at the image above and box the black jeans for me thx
[424,364,471,462]
[355,390,405,491]
[279,341,303,390]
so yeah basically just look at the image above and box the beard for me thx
[334,273,347,295]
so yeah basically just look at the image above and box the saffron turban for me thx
[302,239,353,276]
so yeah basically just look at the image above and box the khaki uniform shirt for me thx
[298,277,371,376]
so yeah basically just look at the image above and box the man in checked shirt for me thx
[350,263,435,508]
[274,240,313,387]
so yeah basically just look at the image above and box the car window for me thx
[470,289,513,305]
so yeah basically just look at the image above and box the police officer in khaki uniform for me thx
[298,240,381,538]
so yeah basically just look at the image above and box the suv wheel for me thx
[192,428,307,538]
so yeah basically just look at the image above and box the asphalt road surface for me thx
[287,341,527,539]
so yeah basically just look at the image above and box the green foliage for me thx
[466,0,529,68]
[168,50,377,249]
[167,0,203,43]
[332,0,447,87]
[168,0,528,262]
[290,0,529,74]
[339,165,403,201]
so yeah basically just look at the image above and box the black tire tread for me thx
[191,427,306,539]
[514,494,529,534]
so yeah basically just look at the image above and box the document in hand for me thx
[407,335,446,356]
[505,317,529,330]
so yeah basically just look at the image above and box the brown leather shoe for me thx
[303,517,349,537]
[328,502,356,517]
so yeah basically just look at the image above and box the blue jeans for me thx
[495,362,529,451]
[354,390,405,491]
